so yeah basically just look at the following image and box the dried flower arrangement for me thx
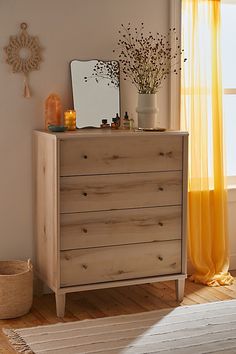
[84,60,120,88]
[114,23,186,94]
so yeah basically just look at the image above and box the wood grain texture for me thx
[2,274,236,354]
[39,129,188,139]
[33,132,59,291]
[55,294,66,318]
[60,171,182,213]
[34,129,188,317]
[57,274,186,294]
[181,134,188,274]
[6,301,236,354]
[60,206,182,250]
[60,240,181,287]
[60,134,182,176]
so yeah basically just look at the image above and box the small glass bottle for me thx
[115,113,120,128]
[129,114,135,130]
[45,93,62,130]
[123,111,130,130]
[100,119,110,128]
[111,117,119,129]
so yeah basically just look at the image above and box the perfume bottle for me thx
[100,119,110,128]
[115,113,121,128]
[111,117,119,129]
[123,111,130,130]
[129,114,135,130]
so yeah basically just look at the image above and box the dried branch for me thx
[114,23,186,94]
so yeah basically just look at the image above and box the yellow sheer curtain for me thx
[181,0,233,286]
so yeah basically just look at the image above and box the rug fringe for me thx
[2,328,34,354]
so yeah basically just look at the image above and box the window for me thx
[222,1,236,183]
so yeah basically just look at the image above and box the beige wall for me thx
[0,0,170,260]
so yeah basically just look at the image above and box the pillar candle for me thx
[64,110,76,131]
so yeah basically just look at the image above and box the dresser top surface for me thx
[34,129,188,139]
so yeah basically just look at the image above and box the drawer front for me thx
[60,135,182,176]
[60,240,181,287]
[60,206,182,250]
[60,171,182,213]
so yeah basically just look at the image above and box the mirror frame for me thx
[70,59,121,128]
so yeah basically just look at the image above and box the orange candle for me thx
[64,110,76,131]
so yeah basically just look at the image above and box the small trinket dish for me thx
[48,125,68,132]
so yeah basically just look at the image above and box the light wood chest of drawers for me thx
[33,129,188,317]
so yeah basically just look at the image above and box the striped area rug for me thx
[3,299,236,354]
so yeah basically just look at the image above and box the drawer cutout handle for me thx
[158,186,164,191]
[82,192,87,197]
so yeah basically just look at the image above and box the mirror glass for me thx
[70,59,120,128]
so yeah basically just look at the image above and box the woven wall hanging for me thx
[4,22,42,98]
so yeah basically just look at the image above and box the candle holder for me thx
[45,93,62,130]
[64,110,76,131]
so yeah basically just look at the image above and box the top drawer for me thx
[60,135,182,176]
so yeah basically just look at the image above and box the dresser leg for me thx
[55,293,66,317]
[175,278,185,302]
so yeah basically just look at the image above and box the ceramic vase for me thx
[136,93,160,129]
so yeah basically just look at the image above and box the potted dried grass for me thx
[114,23,186,128]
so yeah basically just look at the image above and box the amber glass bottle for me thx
[123,111,130,130]
[45,93,62,130]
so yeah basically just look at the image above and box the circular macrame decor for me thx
[4,23,42,98]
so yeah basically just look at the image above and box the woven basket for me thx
[0,259,33,319]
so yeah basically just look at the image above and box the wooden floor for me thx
[1,273,236,353]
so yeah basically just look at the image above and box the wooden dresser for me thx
[33,129,188,317]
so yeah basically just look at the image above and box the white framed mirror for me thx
[70,59,120,128]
